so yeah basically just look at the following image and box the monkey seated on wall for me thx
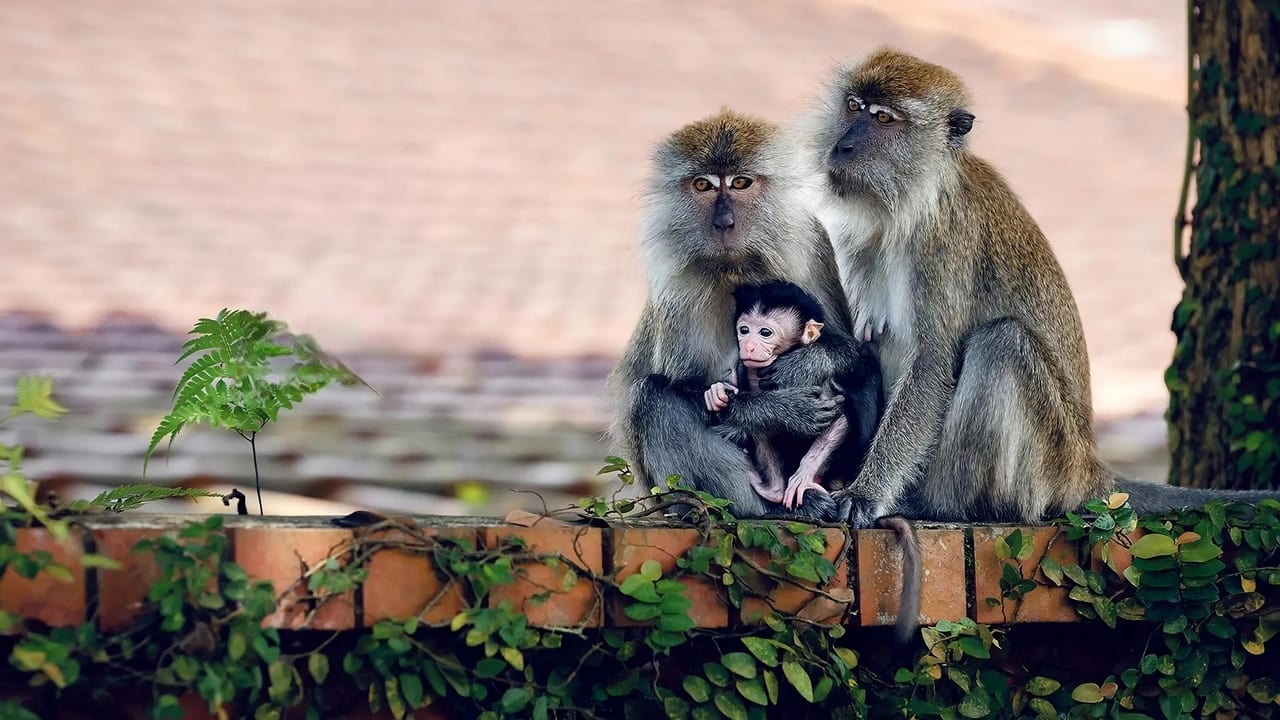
[606,109,873,523]
[798,46,1280,527]
[703,280,883,513]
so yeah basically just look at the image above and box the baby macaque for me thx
[705,281,881,512]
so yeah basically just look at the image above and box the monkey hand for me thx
[757,343,834,391]
[704,382,739,412]
[832,490,888,530]
[769,385,844,437]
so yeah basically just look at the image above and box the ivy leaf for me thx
[1177,538,1222,563]
[1025,676,1061,697]
[640,560,663,582]
[958,690,991,718]
[500,646,525,672]
[501,688,532,714]
[1129,534,1177,559]
[834,647,859,670]
[474,658,506,679]
[308,653,329,685]
[763,669,780,705]
[1092,596,1118,628]
[400,674,424,709]
[714,692,748,720]
[703,663,731,687]
[740,638,780,667]
[623,603,662,622]
[955,636,990,659]
[683,676,711,703]
[1039,556,1064,586]
[1071,683,1104,704]
[781,659,814,702]
[736,677,769,706]
[720,652,758,679]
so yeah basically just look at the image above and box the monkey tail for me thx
[1090,457,1280,514]
[1114,476,1280,514]
[875,515,922,653]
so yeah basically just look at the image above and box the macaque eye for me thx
[730,176,753,190]
[846,96,861,113]
[759,327,773,338]
[875,110,894,124]
[692,177,713,192]
[738,325,749,335]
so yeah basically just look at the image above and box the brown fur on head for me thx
[844,48,971,116]
[639,109,809,282]
[667,109,773,177]
[801,47,976,213]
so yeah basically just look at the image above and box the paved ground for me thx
[0,0,1187,513]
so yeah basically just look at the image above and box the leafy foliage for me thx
[144,308,371,513]
[1167,0,1280,490]
[2,456,1279,718]
[62,484,224,514]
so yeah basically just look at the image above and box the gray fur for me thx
[606,112,858,519]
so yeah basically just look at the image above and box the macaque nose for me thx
[833,124,867,159]
[713,195,734,231]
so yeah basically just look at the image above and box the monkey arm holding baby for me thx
[801,47,1280,529]
[606,110,869,521]
[704,280,883,512]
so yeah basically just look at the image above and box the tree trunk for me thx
[1167,0,1280,490]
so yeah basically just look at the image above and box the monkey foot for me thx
[783,475,826,511]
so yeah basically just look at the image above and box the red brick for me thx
[611,527,728,628]
[479,525,603,628]
[857,528,966,628]
[740,526,851,625]
[973,526,1079,624]
[233,527,356,630]
[361,526,474,626]
[0,527,86,628]
[92,528,169,631]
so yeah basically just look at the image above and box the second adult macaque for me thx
[706,281,883,511]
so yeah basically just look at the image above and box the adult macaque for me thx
[799,47,1280,528]
[606,110,867,521]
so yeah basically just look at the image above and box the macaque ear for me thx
[801,320,824,345]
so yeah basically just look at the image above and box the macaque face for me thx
[736,307,823,368]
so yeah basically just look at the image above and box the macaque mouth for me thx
[741,356,776,369]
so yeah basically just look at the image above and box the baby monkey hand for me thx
[703,382,739,412]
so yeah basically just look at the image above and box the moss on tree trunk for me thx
[1167,0,1280,490]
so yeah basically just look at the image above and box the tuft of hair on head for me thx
[664,108,775,176]
[844,47,976,149]
[732,281,827,324]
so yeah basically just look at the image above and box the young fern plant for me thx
[144,309,372,515]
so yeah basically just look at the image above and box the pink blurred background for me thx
[0,0,1185,516]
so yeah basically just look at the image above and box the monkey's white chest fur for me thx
[843,250,916,388]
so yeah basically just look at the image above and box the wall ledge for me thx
[0,513,1115,632]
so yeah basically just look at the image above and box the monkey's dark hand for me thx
[833,491,886,530]
[722,385,843,437]
[757,343,835,391]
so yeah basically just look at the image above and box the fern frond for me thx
[78,484,223,513]
[171,350,227,401]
